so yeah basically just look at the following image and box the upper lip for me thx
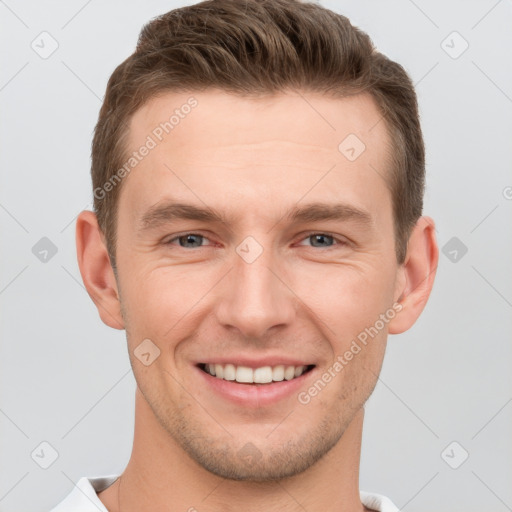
[196,357,315,369]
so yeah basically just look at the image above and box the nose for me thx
[215,242,296,339]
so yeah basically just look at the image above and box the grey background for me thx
[1,1,511,511]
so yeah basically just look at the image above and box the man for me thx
[50,0,438,510]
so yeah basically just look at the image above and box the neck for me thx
[98,388,370,512]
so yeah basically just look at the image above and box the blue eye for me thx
[298,233,345,249]
[167,233,210,248]
[165,232,345,250]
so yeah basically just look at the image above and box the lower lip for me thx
[195,365,316,407]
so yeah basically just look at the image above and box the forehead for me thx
[120,89,393,225]
[129,89,389,155]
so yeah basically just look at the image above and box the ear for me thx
[388,216,439,334]
[76,210,125,330]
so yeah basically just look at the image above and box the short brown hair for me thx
[91,0,424,270]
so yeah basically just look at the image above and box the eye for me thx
[297,233,346,249]
[164,232,347,250]
[165,233,213,249]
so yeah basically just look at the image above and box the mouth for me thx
[194,360,317,407]
[197,363,316,385]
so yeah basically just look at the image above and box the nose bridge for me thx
[215,238,295,338]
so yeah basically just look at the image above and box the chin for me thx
[169,412,346,482]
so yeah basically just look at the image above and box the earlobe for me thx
[388,216,439,335]
[76,210,125,330]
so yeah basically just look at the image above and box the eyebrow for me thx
[137,200,373,232]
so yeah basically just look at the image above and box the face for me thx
[114,89,403,481]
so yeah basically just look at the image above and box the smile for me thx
[198,363,315,384]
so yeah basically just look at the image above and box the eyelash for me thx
[164,232,348,250]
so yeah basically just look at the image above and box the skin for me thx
[76,89,438,512]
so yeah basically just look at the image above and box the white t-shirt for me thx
[48,475,400,512]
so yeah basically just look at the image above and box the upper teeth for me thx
[204,364,308,383]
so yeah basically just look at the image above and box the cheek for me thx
[290,262,397,340]
[120,264,219,342]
